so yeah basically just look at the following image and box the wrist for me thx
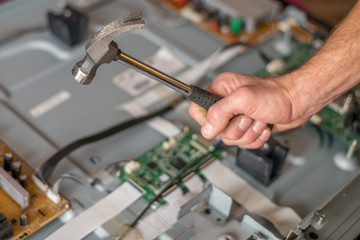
[274,71,312,122]
[281,55,353,122]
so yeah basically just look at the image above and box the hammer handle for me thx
[116,51,223,110]
[186,85,222,110]
[187,86,274,130]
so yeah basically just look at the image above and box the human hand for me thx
[188,72,308,148]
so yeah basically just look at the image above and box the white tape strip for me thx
[113,47,186,96]
[45,182,141,240]
[201,160,301,236]
[147,117,181,137]
[30,90,71,118]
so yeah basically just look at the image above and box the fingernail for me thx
[259,129,270,141]
[239,118,252,131]
[202,121,214,138]
[253,121,265,134]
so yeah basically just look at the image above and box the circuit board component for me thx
[311,87,360,144]
[256,43,315,77]
[154,0,320,47]
[154,0,281,44]
[118,128,221,203]
[0,140,69,240]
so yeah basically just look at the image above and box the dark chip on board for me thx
[171,158,186,170]
[147,162,157,169]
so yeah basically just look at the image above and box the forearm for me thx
[288,0,360,118]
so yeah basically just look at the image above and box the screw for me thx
[89,155,101,164]
[317,215,326,225]
[217,234,235,240]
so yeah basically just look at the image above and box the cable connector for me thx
[32,174,61,204]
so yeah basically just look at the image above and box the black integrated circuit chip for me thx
[171,157,186,170]
[147,162,157,169]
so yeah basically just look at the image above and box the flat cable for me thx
[45,181,141,240]
[118,158,212,239]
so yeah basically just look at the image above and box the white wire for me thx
[52,173,92,195]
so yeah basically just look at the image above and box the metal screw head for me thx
[89,155,101,164]
[217,234,236,240]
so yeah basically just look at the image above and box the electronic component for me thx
[171,157,187,170]
[0,141,69,239]
[202,0,280,33]
[47,5,88,46]
[329,93,353,115]
[147,161,158,169]
[311,86,360,144]
[0,213,13,239]
[18,174,27,188]
[256,43,315,77]
[0,164,29,209]
[3,152,13,172]
[155,0,281,44]
[236,138,288,185]
[10,161,21,179]
[19,214,28,227]
[119,128,221,202]
[265,59,286,74]
[124,160,141,174]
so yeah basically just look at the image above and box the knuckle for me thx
[226,133,239,141]
[241,132,257,144]
[211,72,234,86]
[252,141,265,149]
[226,129,245,140]
[222,138,235,146]
[216,72,233,80]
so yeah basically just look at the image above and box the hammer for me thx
[72,12,221,110]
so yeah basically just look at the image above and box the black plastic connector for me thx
[236,137,288,186]
[47,5,88,46]
[0,213,13,239]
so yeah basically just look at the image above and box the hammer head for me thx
[72,12,145,85]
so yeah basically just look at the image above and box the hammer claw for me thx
[72,12,145,85]
[122,11,144,23]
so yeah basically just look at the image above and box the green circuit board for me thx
[311,86,360,144]
[118,128,221,203]
[256,43,314,77]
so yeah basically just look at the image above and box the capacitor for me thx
[11,161,22,179]
[217,13,230,27]
[3,152,13,172]
[230,17,244,35]
[19,213,28,227]
[19,174,28,188]
[192,0,205,12]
